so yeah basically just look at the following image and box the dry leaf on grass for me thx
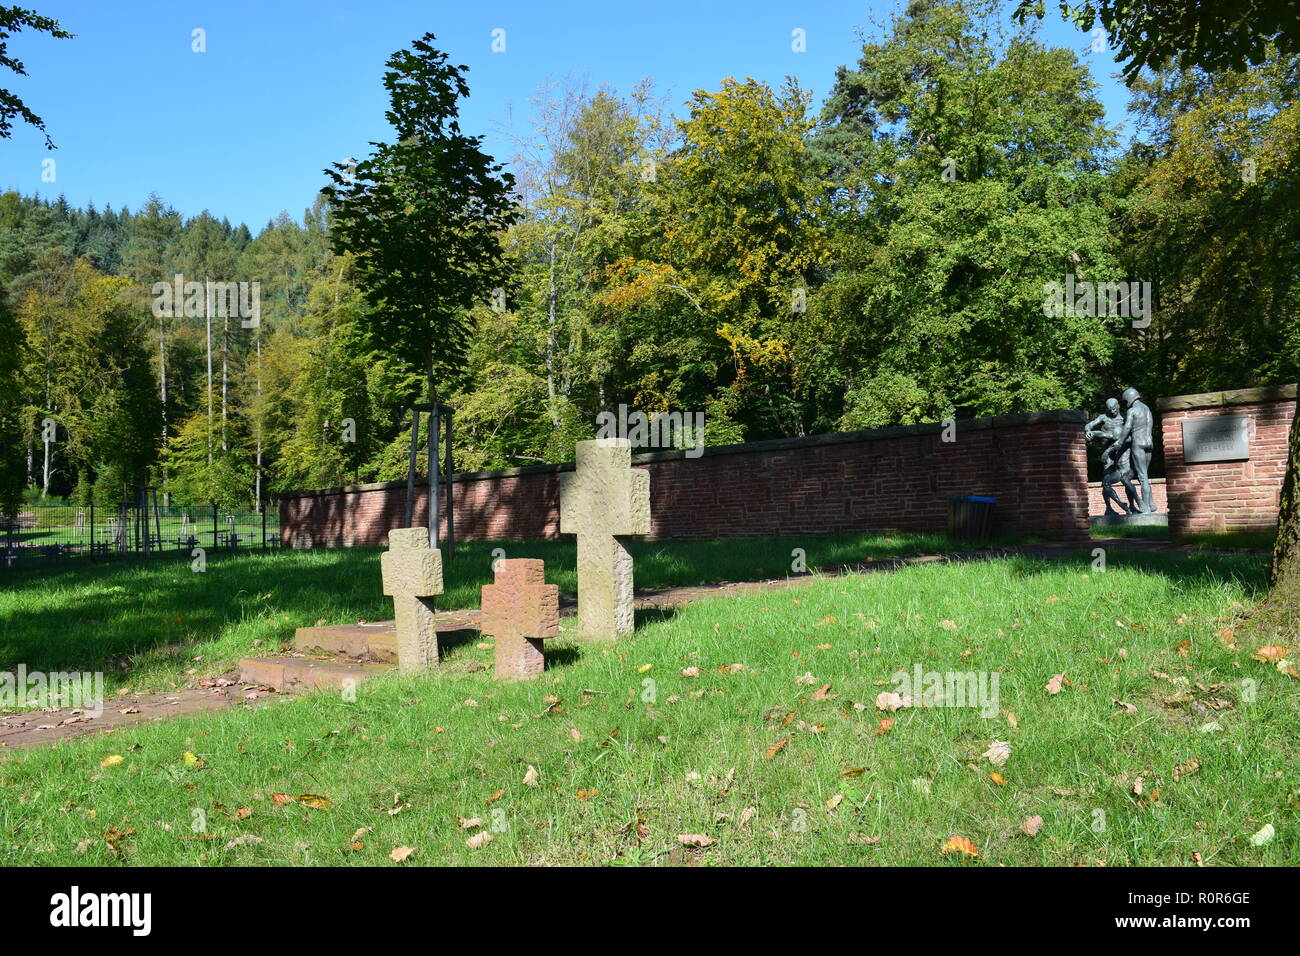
[764,739,789,759]
[1020,815,1044,837]
[940,835,979,858]
[467,832,494,850]
[676,833,715,847]
[523,765,539,786]
[982,740,1011,766]
[390,846,415,862]
[1045,674,1066,695]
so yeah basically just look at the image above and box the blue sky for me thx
[0,0,1132,230]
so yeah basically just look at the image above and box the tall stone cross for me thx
[481,558,559,680]
[380,527,445,673]
[559,438,651,640]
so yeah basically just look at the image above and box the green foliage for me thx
[1013,0,1299,82]
[321,33,518,387]
[0,282,23,516]
[0,4,73,147]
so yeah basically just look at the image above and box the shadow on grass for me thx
[997,548,1269,596]
[3,529,1260,678]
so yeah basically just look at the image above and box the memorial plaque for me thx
[1182,414,1249,463]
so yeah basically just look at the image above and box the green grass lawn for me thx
[5,509,275,551]
[2,541,1294,866]
[0,531,975,696]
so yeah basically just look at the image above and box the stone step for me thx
[294,622,398,662]
[238,655,394,693]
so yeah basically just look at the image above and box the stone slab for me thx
[1182,414,1250,463]
[294,622,398,662]
[1089,512,1169,527]
[237,656,393,693]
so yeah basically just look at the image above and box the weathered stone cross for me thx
[559,438,651,640]
[380,527,445,673]
[481,558,559,680]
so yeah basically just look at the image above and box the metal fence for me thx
[0,501,278,569]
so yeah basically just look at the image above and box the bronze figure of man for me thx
[1086,397,1139,515]
[1108,387,1156,514]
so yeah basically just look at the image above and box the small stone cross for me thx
[380,527,445,673]
[480,558,559,680]
[559,438,651,640]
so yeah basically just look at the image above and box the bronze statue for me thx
[1110,387,1156,513]
[1086,398,1140,515]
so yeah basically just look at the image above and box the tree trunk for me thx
[159,315,168,448]
[1267,407,1300,591]
[255,332,262,512]
[546,235,560,426]
[221,315,228,453]
[206,311,213,464]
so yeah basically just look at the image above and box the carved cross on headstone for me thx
[481,558,559,680]
[559,438,651,640]
[380,527,445,673]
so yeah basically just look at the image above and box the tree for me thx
[0,282,23,516]
[813,0,1120,428]
[1021,0,1300,623]
[321,33,518,401]
[0,5,72,147]
[1013,0,1299,81]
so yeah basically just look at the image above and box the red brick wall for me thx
[280,411,1091,547]
[1158,386,1296,536]
[1087,479,1167,515]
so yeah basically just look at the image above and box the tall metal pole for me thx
[444,407,454,561]
[404,408,420,528]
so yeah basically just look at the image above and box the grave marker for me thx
[559,438,650,640]
[480,558,559,680]
[380,527,445,673]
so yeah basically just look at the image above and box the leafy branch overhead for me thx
[0,4,72,148]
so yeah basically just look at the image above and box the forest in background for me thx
[0,0,1297,511]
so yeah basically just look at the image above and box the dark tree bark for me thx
[1268,408,1300,592]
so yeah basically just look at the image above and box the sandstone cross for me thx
[559,438,650,640]
[481,558,559,680]
[380,527,445,673]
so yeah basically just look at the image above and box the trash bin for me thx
[948,495,997,541]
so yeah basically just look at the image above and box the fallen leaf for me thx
[676,833,715,847]
[100,754,124,768]
[765,739,789,759]
[680,667,700,678]
[297,794,334,810]
[1249,823,1275,847]
[1045,674,1066,695]
[1173,758,1202,782]
[271,793,293,806]
[982,740,1011,767]
[1020,815,1044,837]
[990,772,1007,786]
[875,717,895,735]
[1253,645,1288,662]
[875,691,909,711]
[466,831,494,850]
[939,619,958,631]
[523,765,539,786]
[390,846,415,862]
[826,794,843,810]
[940,835,979,858]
